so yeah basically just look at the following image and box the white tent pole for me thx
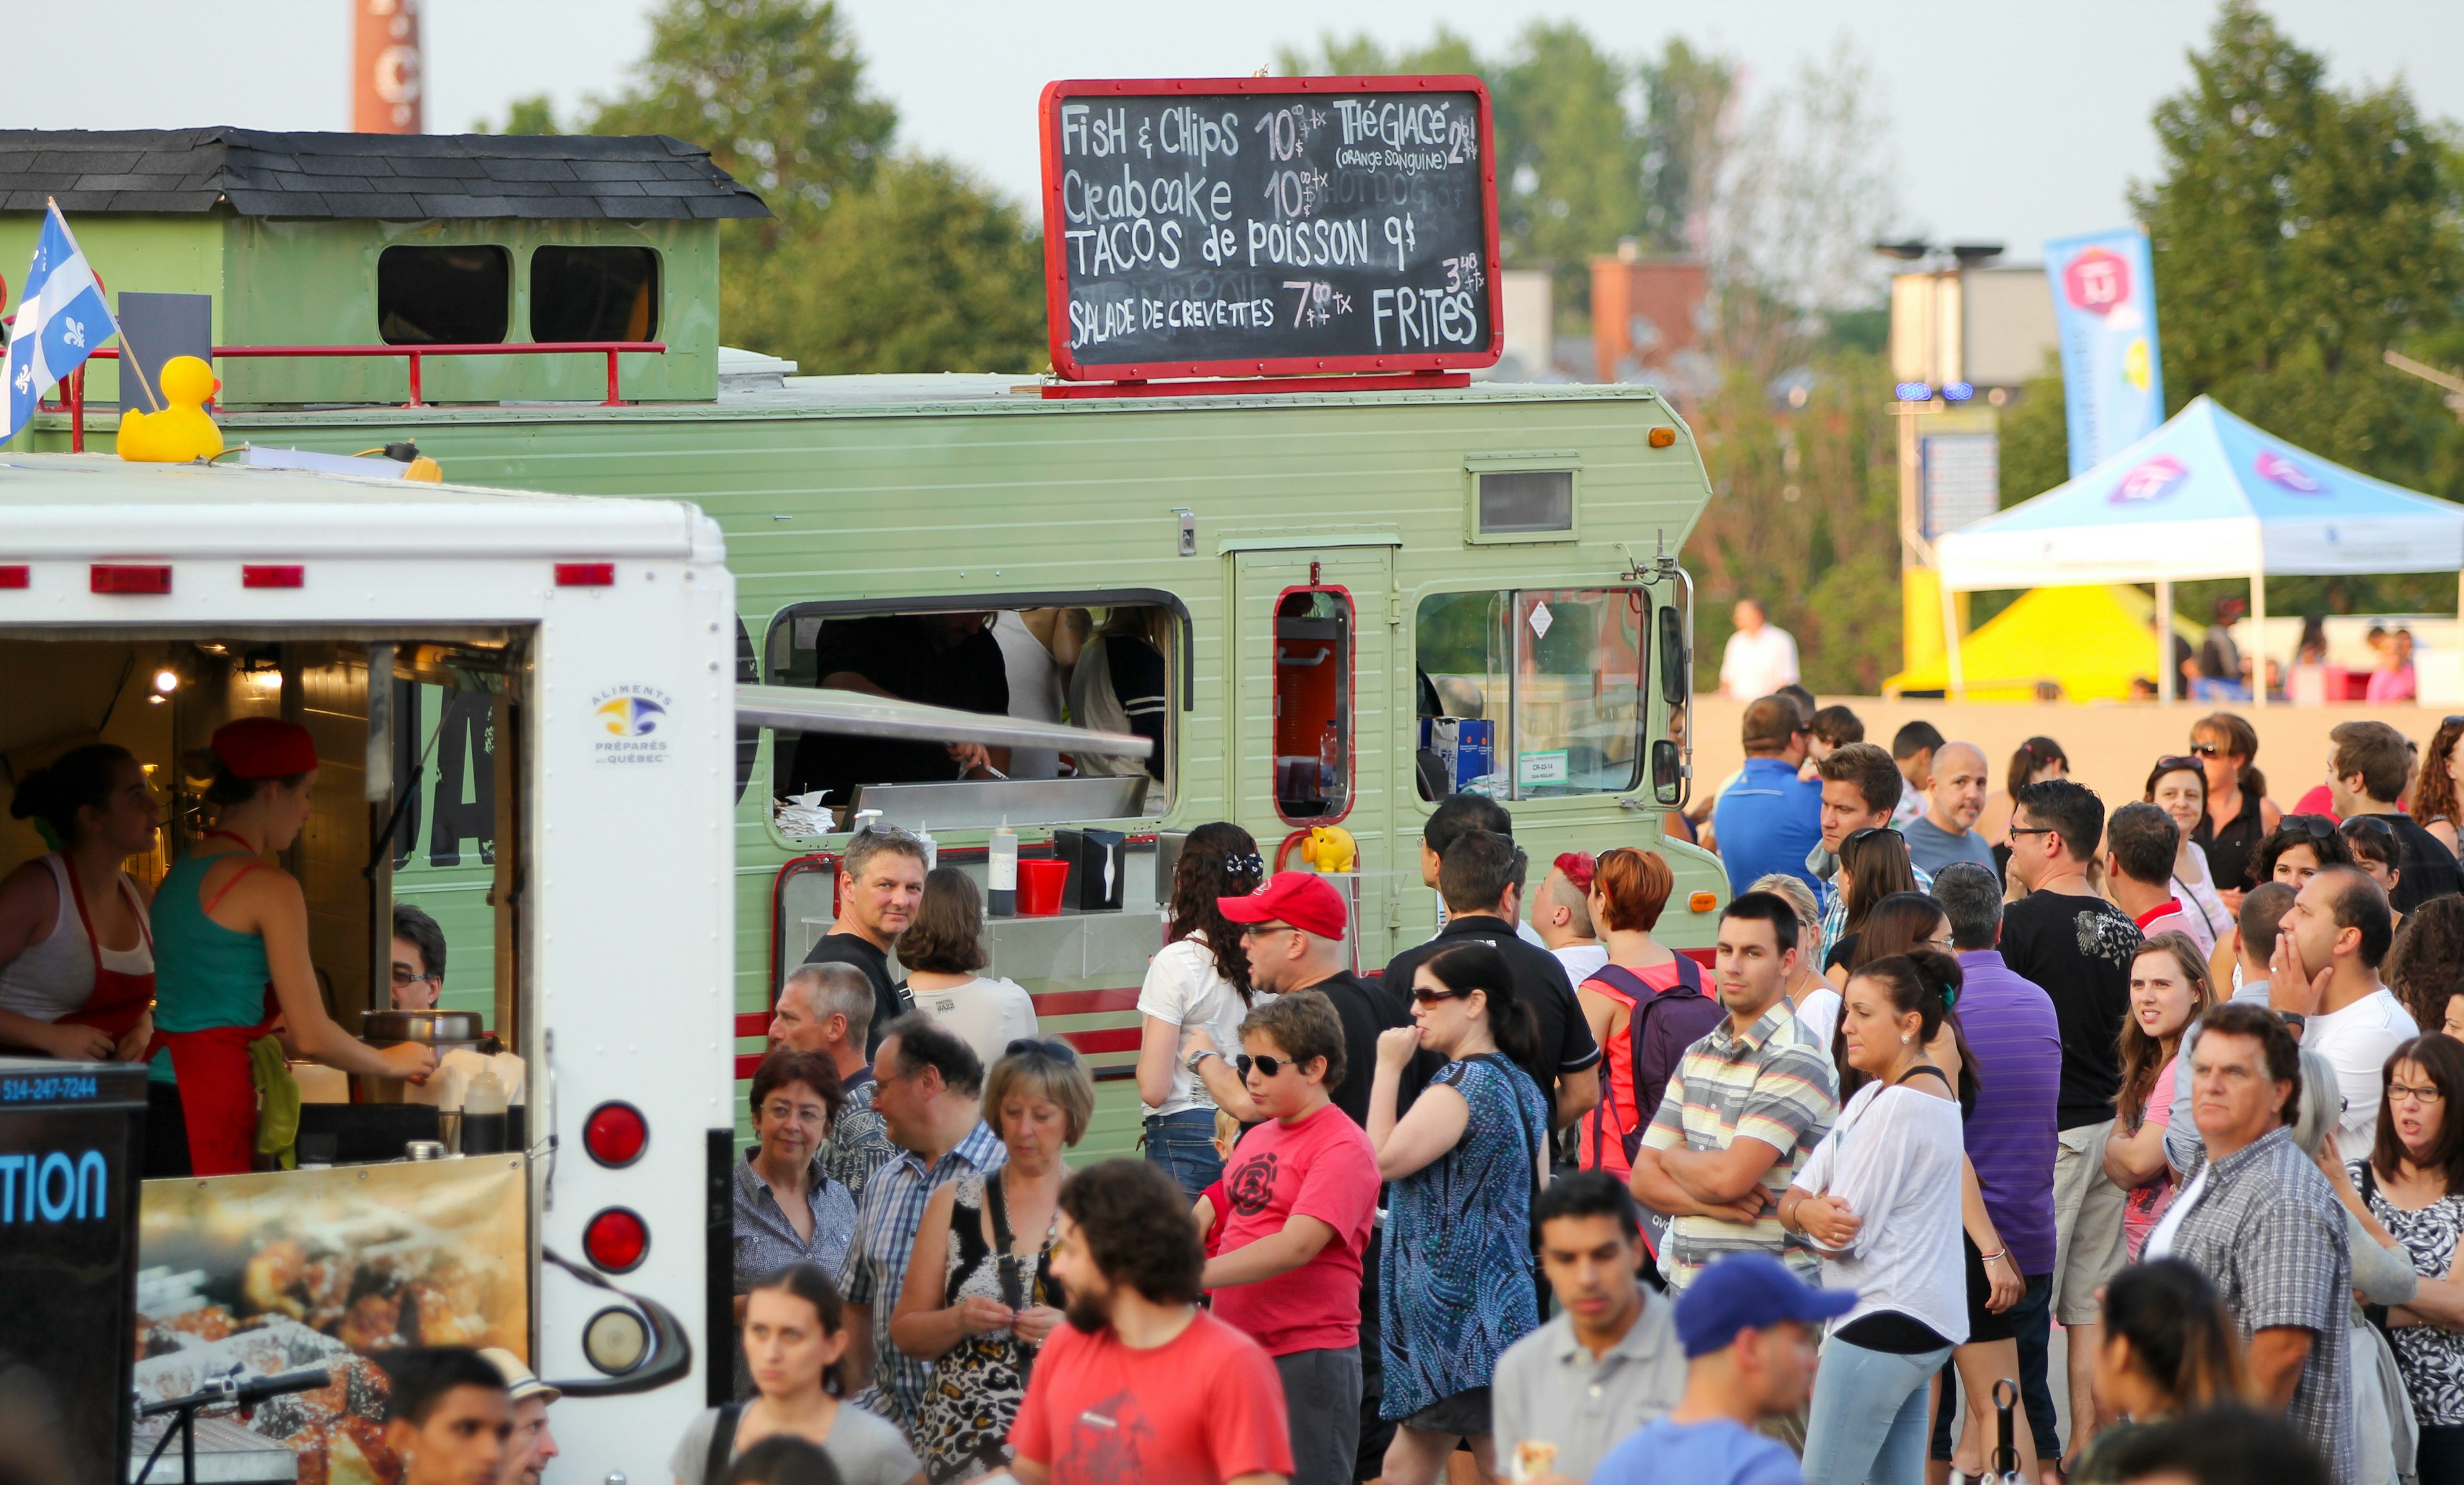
[2250,569,2268,708]
[1942,580,1965,701]
[2155,578,2175,704]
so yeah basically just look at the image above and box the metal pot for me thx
[362,1009,484,1048]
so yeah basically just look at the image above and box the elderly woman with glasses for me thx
[734,1048,859,1391]
[892,1038,1092,1484]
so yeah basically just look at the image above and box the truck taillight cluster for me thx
[583,1207,649,1273]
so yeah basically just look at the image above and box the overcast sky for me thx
[11,1,2461,269]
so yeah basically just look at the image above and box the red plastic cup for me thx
[1016,858,1070,917]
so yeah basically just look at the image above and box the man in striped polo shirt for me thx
[1629,892,1838,1293]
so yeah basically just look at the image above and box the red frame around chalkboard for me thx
[1038,76,1504,384]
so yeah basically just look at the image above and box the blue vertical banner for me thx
[2044,228,2165,476]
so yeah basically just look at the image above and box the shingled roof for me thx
[0,129,770,221]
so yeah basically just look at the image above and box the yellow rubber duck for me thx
[116,356,223,463]
[1299,824,1357,874]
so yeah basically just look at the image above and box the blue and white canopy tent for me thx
[1932,396,2464,702]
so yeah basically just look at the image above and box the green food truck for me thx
[5,127,1725,1155]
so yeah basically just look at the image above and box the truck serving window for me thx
[376,245,511,345]
[1272,589,1353,822]
[529,245,660,343]
[762,598,1183,834]
[1414,588,1646,801]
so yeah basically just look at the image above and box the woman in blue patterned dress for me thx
[1368,940,1550,1485]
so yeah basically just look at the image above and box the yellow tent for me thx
[1884,586,2200,702]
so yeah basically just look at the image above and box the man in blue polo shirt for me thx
[1711,696,1823,897]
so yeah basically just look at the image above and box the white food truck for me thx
[0,452,1142,1484]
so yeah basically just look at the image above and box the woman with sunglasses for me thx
[2413,717,2464,858]
[1202,990,1382,1485]
[1135,823,1267,1196]
[893,1039,1091,1484]
[2187,713,2280,908]
[2324,1035,2464,1484]
[2144,757,2237,955]
[2256,815,2354,891]
[1369,942,1550,1485]
[1818,827,1917,988]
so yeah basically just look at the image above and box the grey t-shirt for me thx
[1903,815,1996,879]
[669,1400,921,1485]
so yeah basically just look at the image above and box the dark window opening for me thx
[530,246,660,343]
[1274,589,1352,821]
[377,246,511,345]
[1476,470,1574,535]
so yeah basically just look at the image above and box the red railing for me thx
[51,339,667,451]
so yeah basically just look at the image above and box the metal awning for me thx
[734,684,1152,758]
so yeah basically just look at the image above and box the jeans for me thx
[1803,1336,1954,1485]
[1930,1274,2059,1464]
[1143,1108,1222,1200]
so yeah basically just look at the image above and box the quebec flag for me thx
[2,202,118,442]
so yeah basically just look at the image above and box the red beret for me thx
[210,717,319,780]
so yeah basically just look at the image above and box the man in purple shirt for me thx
[1930,862,2063,1477]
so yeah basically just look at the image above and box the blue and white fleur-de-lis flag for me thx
[1,201,119,441]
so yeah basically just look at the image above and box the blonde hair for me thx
[982,1040,1096,1146]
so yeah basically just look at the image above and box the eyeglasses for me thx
[2007,826,2057,839]
[760,1099,828,1124]
[1004,1037,1079,1064]
[389,965,438,987]
[1239,923,1297,942]
[1236,1053,1292,1078]
[2390,1082,2446,1106]
[1410,987,1473,1005]
[1925,935,1956,950]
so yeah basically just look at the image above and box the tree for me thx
[563,0,1043,373]
[2134,0,2464,498]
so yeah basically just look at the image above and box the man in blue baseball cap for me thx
[1591,1253,1854,1485]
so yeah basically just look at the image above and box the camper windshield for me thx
[1416,588,1647,800]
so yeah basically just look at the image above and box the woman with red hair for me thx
[1575,848,1724,1178]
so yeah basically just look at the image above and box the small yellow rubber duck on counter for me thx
[116,355,223,463]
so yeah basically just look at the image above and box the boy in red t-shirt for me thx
[1201,990,1381,1485]
[1012,1160,1293,1485]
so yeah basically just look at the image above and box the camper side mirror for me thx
[1652,740,1682,805]
[1656,606,1688,706]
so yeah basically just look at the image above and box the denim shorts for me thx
[1143,1108,1222,1200]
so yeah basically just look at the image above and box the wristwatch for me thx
[1186,1048,1219,1074]
[2280,1012,2307,1035]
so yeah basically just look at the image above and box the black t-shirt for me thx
[2375,812,2461,912]
[787,616,1010,803]
[1379,914,1601,1117]
[1998,888,2143,1130]
[1107,638,1168,783]
[1824,933,1859,975]
[800,931,909,1056]
[1292,970,1411,1130]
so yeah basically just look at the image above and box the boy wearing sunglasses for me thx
[1201,990,1383,1485]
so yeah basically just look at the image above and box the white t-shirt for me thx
[1551,942,1610,988]
[991,611,1066,780]
[1794,987,1842,1060]
[1720,624,1800,700]
[911,974,1040,1075]
[1790,1080,1970,1346]
[1135,933,1254,1117]
[1890,777,1925,831]
[2304,986,2419,1162]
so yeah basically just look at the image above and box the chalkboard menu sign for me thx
[1040,78,1502,382]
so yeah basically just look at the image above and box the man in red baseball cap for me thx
[1202,872,1403,1132]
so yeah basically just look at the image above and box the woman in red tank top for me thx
[1575,848,1708,1176]
[0,743,160,1060]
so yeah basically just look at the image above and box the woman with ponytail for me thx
[150,720,434,1176]
[0,743,159,1062]
[2072,1259,2248,1483]
[1780,949,1974,1485]
[1133,822,1265,1195]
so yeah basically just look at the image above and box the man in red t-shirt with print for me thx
[1203,990,1382,1485]
[1011,1160,1294,1485]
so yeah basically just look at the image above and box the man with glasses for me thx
[1999,777,2141,1463]
[391,903,448,1011]
[1808,742,1929,965]
[1202,990,1382,1485]
[2327,719,2461,910]
[1709,695,1823,898]
[840,1013,1003,1431]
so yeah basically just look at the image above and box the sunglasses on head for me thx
[2282,814,2338,840]
[2153,754,2202,774]
[1004,1037,1079,1064]
[1841,826,1903,853]
[2341,815,2396,840]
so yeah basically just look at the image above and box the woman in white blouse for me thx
[1779,949,1971,1485]
[900,869,1038,1074]
[2147,756,2239,976]
[1131,823,1265,1198]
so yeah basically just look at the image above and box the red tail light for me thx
[92,564,172,594]
[243,564,305,589]
[583,1207,649,1273]
[583,1102,649,1168]
[0,566,26,589]
[556,562,615,587]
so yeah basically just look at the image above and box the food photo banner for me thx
[1040,77,1502,380]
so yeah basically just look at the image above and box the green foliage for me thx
[2134,0,2464,498]
[569,0,1043,373]
[1997,361,2069,509]
[474,95,558,135]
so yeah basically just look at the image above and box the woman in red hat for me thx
[149,718,434,1175]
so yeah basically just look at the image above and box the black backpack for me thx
[1585,956,1719,1167]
